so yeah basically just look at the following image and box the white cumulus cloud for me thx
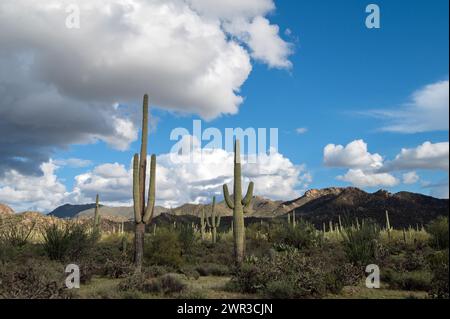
[402,171,420,185]
[73,137,310,208]
[0,0,293,175]
[324,140,384,170]
[337,169,399,188]
[0,161,68,212]
[384,141,449,172]
[369,80,449,133]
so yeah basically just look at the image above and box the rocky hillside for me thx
[283,188,449,228]
[75,195,282,220]
[18,187,449,228]
[0,204,14,217]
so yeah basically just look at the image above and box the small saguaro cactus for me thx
[385,210,392,231]
[208,197,221,244]
[200,207,207,240]
[133,94,157,272]
[223,140,254,265]
[385,210,392,240]
[93,194,101,232]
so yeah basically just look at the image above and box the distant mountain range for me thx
[49,203,98,219]
[37,187,450,227]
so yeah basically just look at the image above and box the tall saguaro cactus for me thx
[209,197,221,243]
[133,94,157,272]
[93,194,101,231]
[223,140,254,265]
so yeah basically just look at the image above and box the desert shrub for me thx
[118,273,146,292]
[42,223,97,261]
[119,273,186,296]
[0,218,36,247]
[427,217,449,250]
[341,221,380,266]
[178,224,196,255]
[177,289,207,299]
[383,269,432,291]
[229,249,353,299]
[102,259,133,279]
[427,250,449,299]
[143,264,173,277]
[145,228,183,268]
[195,263,230,276]
[144,274,186,295]
[186,240,234,266]
[0,259,71,299]
[179,265,200,280]
[268,221,323,250]
[264,280,298,299]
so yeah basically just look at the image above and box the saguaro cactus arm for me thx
[133,154,142,224]
[205,208,211,227]
[143,154,156,223]
[223,184,234,209]
[242,182,254,208]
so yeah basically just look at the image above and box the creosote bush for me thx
[118,273,186,296]
[0,259,71,299]
[228,248,360,299]
[144,228,183,268]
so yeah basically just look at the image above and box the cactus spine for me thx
[223,140,254,265]
[133,94,157,272]
[209,197,221,243]
[93,194,101,231]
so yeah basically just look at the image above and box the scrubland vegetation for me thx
[0,214,448,299]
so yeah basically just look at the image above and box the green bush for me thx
[268,221,323,250]
[383,269,432,291]
[118,273,186,296]
[342,221,380,266]
[178,224,196,255]
[229,249,356,298]
[42,223,97,261]
[427,217,449,250]
[144,274,187,295]
[0,259,71,299]
[195,263,230,276]
[145,228,183,268]
[428,250,449,299]
[102,259,133,279]
[179,265,200,280]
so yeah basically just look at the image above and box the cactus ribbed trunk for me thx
[223,140,254,266]
[134,223,145,272]
[93,194,100,231]
[209,197,220,244]
[133,95,157,272]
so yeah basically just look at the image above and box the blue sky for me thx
[0,0,448,211]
